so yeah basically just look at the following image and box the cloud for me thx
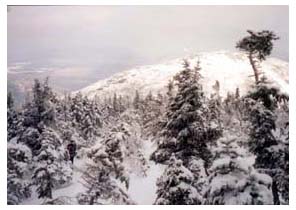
[7,5,288,93]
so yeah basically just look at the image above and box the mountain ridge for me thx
[77,51,289,99]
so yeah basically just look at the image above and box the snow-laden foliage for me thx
[7,92,22,141]
[7,52,289,205]
[69,93,102,146]
[18,79,57,155]
[7,139,32,205]
[271,101,289,204]
[151,60,222,166]
[155,156,202,205]
[79,125,132,204]
[32,127,72,199]
[205,136,273,204]
[78,168,134,205]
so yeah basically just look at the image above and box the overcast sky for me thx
[8,5,289,91]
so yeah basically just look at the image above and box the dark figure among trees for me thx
[67,140,77,164]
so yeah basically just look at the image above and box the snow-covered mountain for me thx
[78,51,289,98]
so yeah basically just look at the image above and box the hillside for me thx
[78,51,289,99]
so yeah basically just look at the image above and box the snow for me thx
[128,162,164,204]
[77,51,288,99]
[20,138,165,205]
[128,139,165,204]
[21,158,87,205]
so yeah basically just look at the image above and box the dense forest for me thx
[7,30,289,205]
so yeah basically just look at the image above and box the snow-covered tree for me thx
[7,140,32,204]
[154,156,202,205]
[142,92,165,137]
[151,60,222,167]
[247,100,278,169]
[244,78,289,204]
[7,92,21,141]
[133,90,141,109]
[69,94,102,146]
[271,101,289,204]
[20,79,56,155]
[246,76,288,111]
[236,30,279,84]
[32,127,72,199]
[205,136,273,205]
[79,129,132,204]
[78,168,134,205]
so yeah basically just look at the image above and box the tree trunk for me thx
[272,179,280,205]
[248,52,259,84]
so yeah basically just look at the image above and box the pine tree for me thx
[78,168,133,205]
[154,156,202,205]
[246,76,288,111]
[20,79,56,155]
[79,128,132,204]
[271,101,289,204]
[247,100,278,169]
[7,140,32,204]
[7,92,21,141]
[151,60,222,166]
[32,127,72,199]
[245,77,289,205]
[236,30,279,84]
[69,94,102,146]
[133,90,140,109]
[205,136,273,204]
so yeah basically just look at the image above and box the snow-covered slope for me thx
[78,51,289,98]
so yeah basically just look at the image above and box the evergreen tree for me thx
[154,156,202,205]
[151,60,222,166]
[69,94,102,146]
[133,90,140,109]
[271,101,289,204]
[236,30,279,84]
[205,136,273,204]
[79,129,132,204]
[245,97,285,204]
[32,127,72,199]
[247,100,278,168]
[246,76,288,111]
[7,92,21,141]
[7,140,32,204]
[20,79,56,155]
[78,168,133,205]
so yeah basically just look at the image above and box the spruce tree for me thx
[20,79,56,155]
[205,136,273,204]
[154,156,202,205]
[32,127,72,199]
[7,92,20,141]
[245,93,288,204]
[79,129,132,204]
[7,140,32,204]
[151,60,222,166]
[133,90,140,109]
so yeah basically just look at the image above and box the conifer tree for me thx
[245,94,288,204]
[32,127,72,199]
[133,90,140,109]
[205,136,273,204]
[20,79,56,155]
[151,60,222,166]
[154,156,202,205]
[79,128,132,204]
[7,92,20,141]
[7,140,32,204]
[236,30,279,84]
